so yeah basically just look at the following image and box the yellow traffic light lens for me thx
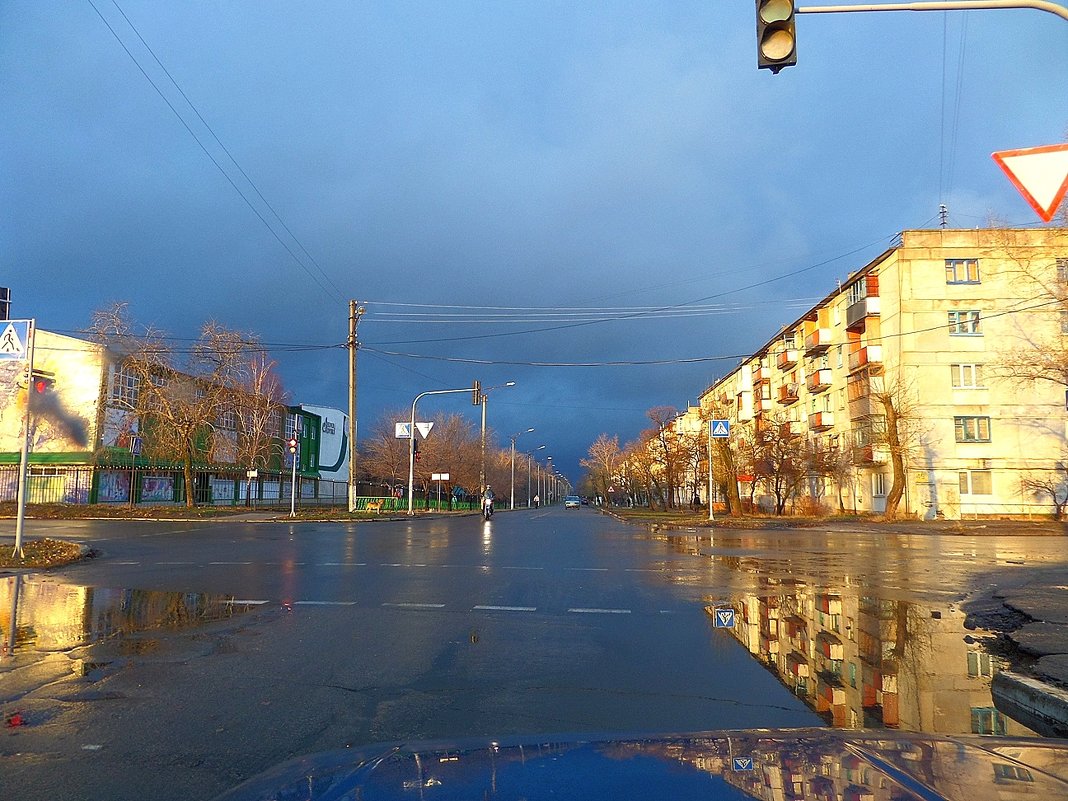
[759,0,793,24]
[760,29,795,61]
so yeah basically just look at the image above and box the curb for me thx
[992,671,1068,738]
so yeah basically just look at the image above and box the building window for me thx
[112,364,140,408]
[993,763,1033,782]
[219,409,237,431]
[955,416,991,443]
[948,310,981,335]
[971,707,1006,735]
[1057,257,1068,283]
[967,650,995,678]
[959,470,993,495]
[847,280,866,305]
[945,258,980,284]
[872,473,887,497]
[950,364,984,388]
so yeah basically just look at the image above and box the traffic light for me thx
[287,435,298,454]
[31,371,54,395]
[413,438,421,462]
[756,0,797,73]
[472,380,481,406]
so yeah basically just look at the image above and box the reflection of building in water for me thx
[0,576,251,655]
[728,581,1035,737]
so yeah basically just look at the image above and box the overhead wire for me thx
[85,0,343,300]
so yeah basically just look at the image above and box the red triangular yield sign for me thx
[992,143,1068,223]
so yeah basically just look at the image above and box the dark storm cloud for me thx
[2,1,1064,477]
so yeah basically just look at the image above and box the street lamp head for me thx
[505,381,516,387]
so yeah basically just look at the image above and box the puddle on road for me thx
[1,575,260,658]
[704,579,1037,738]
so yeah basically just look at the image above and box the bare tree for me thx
[89,304,274,507]
[756,414,810,515]
[582,434,621,505]
[646,405,684,508]
[868,376,924,518]
[1021,461,1068,520]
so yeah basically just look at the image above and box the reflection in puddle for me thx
[708,580,1036,738]
[1,575,259,657]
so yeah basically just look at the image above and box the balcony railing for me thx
[808,411,834,431]
[777,349,799,370]
[852,443,888,465]
[752,365,766,385]
[846,295,881,331]
[804,327,832,355]
[777,383,800,404]
[848,345,883,373]
[806,368,833,393]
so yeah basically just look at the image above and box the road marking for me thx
[293,600,357,606]
[568,608,631,614]
[227,600,269,605]
[210,561,252,565]
[113,561,140,565]
[566,567,608,572]
[156,561,194,565]
[472,605,537,612]
[501,566,543,570]
[382,602,446,609]
[321,562,366,566]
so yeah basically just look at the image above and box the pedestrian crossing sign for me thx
[713,607,736,628]
[732,756,753,771]
[0,320,30,361]
[710,419,730,438]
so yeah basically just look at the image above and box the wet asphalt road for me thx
[4,509,1068,800]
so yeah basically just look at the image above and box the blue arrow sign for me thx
[713,607,736,628]
[732,756,754,772]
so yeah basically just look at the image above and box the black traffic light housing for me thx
[756,0,797,73]
[287,435,299,454]
[413,438,421,462]
[472,380,481,406]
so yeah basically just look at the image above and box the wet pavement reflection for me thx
[1,574,258,659]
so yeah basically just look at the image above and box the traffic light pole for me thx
[798,1,1067,22]
[13,319,36,558]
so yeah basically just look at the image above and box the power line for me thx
[85,0,343,300]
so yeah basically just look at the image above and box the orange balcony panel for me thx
[777,349,799,370]
[808,411,834,431]
[778,383,800,404]
[806,368,833,393]
[804,328,832,354]
[848,345,883,373]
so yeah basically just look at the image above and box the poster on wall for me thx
[141,475,174,502]
[98,471,131,503]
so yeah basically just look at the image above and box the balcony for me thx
[778,383,800,405]
[808,411,834,431]
[853,443,889,465]
[780,420,803,437]
[752,365,766,385]
[804,327,832,355]
[777,349,799,370]
[848,345,883,373]
[846,295,881,332]
[806,368,833,393]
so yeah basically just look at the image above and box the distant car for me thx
[564,495,582,508]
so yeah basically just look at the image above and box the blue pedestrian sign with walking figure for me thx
[710,419,730,438]
[732,756,754,771]
[713,606,736,628]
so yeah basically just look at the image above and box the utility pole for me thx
[347,301,364,513]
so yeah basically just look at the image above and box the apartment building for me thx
[692,227,1068,518]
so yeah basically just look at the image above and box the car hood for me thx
[213,728,1068,800]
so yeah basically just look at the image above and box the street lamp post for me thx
[477,381,515,498]
[408,386,476,515]
[528,444,545,507]
[510,427,535,509]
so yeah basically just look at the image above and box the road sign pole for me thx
[707,421,715,523]
[13,320,36,558]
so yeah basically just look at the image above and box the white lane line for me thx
[227,600,269,605]
[113,561,140,565]
[566,567,609,572]
[293,600,357,606]
[321,562,367,566]
[501,566,544,570]
[210,561,252,565]
[157,561,194,565]
[381,563,404,567]
[472,605,537,612]
[625,568,663,573]
[568,608,632,614]
[382,602,446,609]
